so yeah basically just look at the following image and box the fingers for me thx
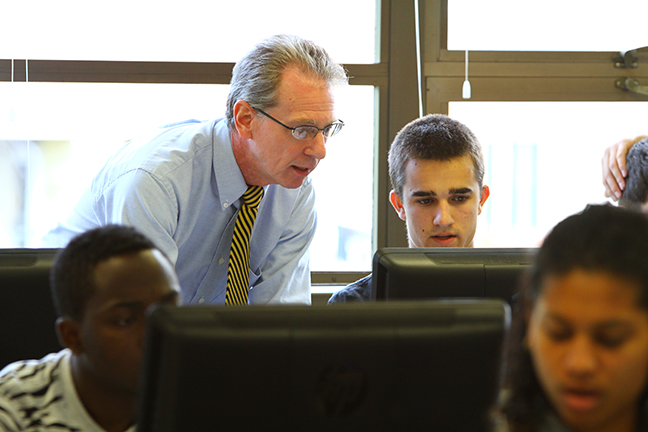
[602,136,646,200]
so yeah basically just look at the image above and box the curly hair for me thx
[620,138,648,211]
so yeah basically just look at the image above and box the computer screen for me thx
[0,249,61,368]
[137,300,510,432]
[371,247,537,304]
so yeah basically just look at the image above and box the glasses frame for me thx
[253,107,344,140]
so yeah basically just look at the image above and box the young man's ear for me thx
[389,190,407,221]
[56,317,83,355]
[233,100,256,140]
[478,185,490,215]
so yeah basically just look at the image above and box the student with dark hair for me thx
[0,225,180,432]
[499,204,648,432]
[329,114,490,303]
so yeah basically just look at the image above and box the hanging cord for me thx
[414,0,424,117]
[9,60,15,121]
[462,50,471,99]
[24,59,32,245]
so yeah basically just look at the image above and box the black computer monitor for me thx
[137,300,510,432]
[371,247,537,304]
[0,248,61,368]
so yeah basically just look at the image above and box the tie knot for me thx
[241,186,264,209]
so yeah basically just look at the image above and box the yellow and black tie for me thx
[225,186,264,305]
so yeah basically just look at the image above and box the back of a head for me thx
[620,138,648,211]
[50,225,160,321]
[388,114,484,196]
[225,34,348,128]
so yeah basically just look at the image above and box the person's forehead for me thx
[88,250,176,306]
[403,155,478,189]
[535,270,646,324]
[273,68,337,120]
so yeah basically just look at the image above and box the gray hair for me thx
[226,34,348,128]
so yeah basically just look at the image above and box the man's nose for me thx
[433,201,454,227]
[304,132,326,160]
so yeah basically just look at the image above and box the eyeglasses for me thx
[253,107,344,140]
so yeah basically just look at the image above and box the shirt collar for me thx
[212,119,250,210]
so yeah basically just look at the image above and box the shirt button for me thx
[219,257,225,265]
[223,201,230,209]
[198,298,205,304]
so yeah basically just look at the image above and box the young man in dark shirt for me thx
[329,114,490,303]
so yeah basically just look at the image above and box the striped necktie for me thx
[225,185,264,305]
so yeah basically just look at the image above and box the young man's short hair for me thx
[387,114,485,197]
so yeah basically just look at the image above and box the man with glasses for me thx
[43,34,348,306]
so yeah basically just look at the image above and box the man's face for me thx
[242,66,338,189]
[76,249,180,396]
[390,155,489,248]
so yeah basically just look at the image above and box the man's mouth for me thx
[292,160,319,176]
[292,165,312,176]
[430,234,458,246]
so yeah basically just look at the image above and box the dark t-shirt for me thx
[327,274,373,303]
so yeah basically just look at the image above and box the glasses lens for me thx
[323,122,344,138]
[293,126,318,140]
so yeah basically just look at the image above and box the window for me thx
[1,0,392,286]
[2,1,376,63]
[420,0,648,250]
[448,0,648,52]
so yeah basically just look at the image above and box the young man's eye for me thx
[416,198,433,205]
[452,195,469,203]
[112,314,138,327]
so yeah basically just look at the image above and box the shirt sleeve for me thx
[91,168,181,263]
[327,274,373,303]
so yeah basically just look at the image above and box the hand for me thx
[602,135,647,200]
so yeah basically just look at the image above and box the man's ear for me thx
[478,185,490,215]
[56,317,83,355]
[233,100,256,140]
[389,190,407,221]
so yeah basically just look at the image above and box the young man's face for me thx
[75,249,180,396]
[390,155,489,248]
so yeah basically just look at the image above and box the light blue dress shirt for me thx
[43,119,315,305]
